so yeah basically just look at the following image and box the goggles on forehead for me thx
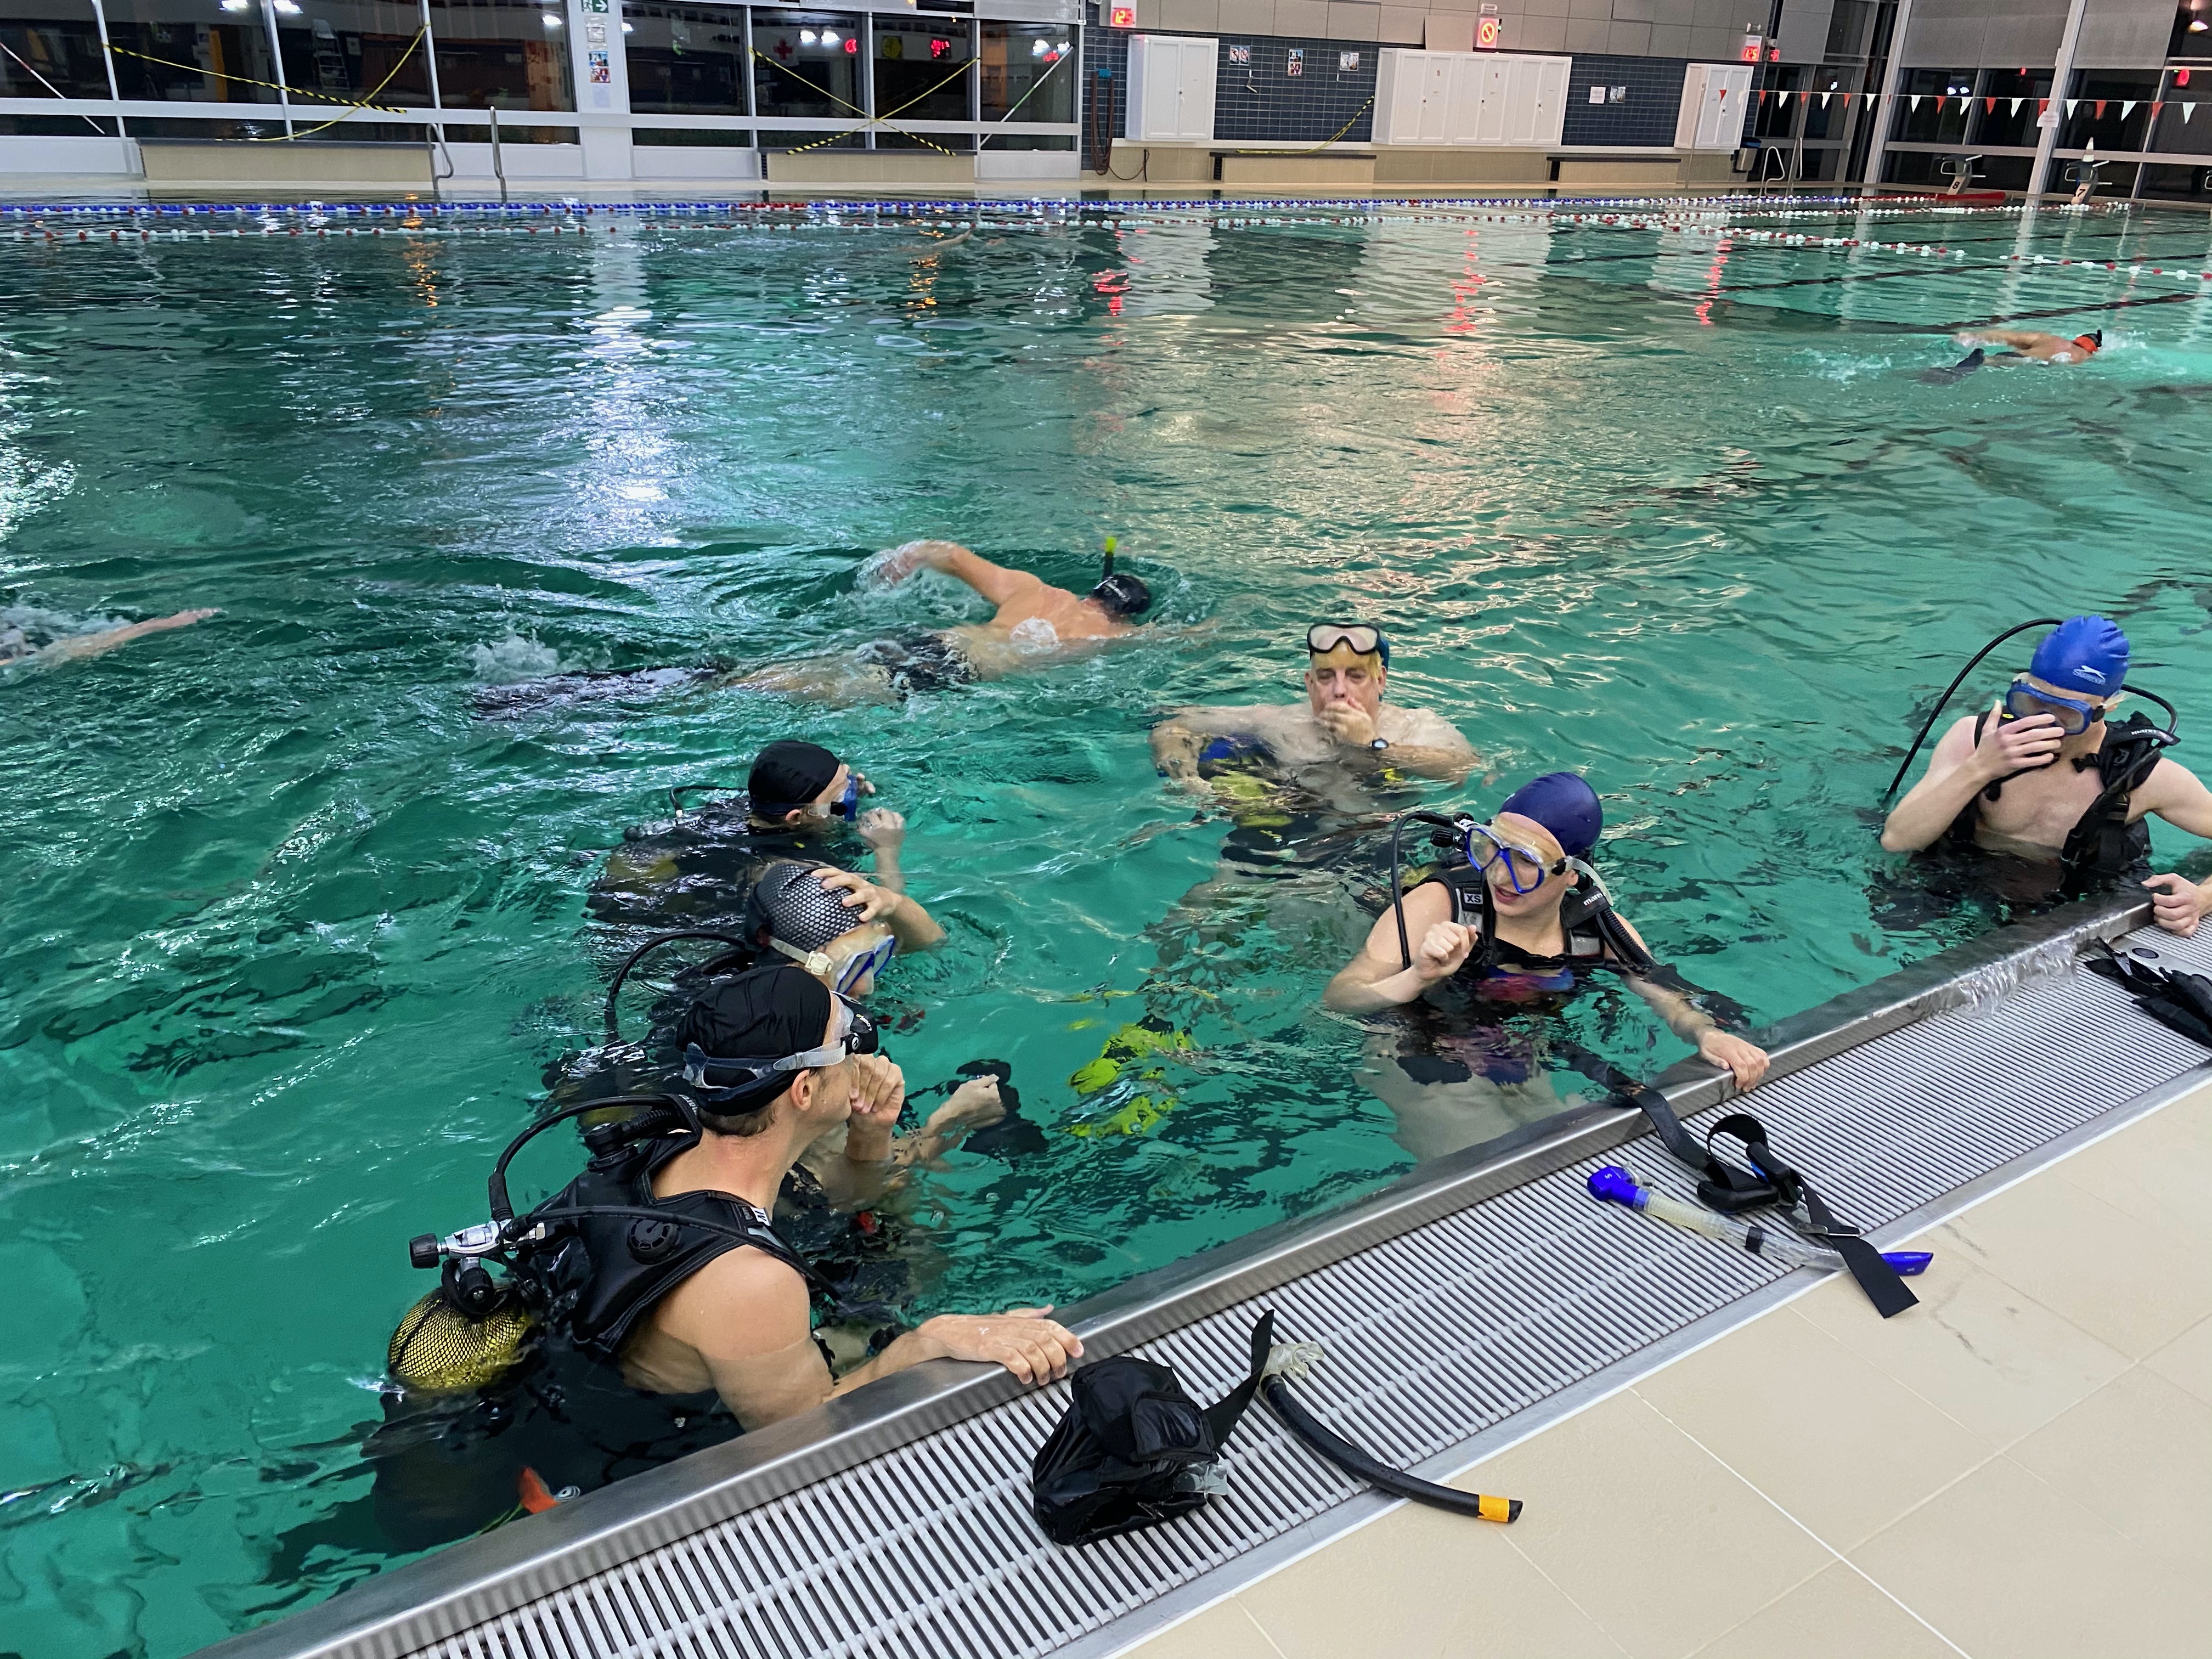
[1306,624,1390,667]
[2003,675,2106,737]
[768,932,899,996]
[680,995,879,1101]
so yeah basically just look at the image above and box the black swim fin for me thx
[1918,347,1985,385]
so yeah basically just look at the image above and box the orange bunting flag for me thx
[1984,96,1996,112]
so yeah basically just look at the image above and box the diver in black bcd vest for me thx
[370,966,1078,1545]
[1324,773,1771,1162]
[588,738,945,952]
[1880,616,2212,935]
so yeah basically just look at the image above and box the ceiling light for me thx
[541,10,561,24]
[219,0,251,10]
[620,19,631,29]
[821,29,839,43]
[2193,18,2208,29]
[800,27,816,41]
[273,0,300,13]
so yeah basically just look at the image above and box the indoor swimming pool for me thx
[2,196,2209,1656]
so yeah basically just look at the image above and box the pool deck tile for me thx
[1114,1079,2212,1659]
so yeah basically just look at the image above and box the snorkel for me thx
[1088,535,1153,618]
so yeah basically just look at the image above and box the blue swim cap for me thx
[2029,616,2129,696]
[1498,772,1602,860]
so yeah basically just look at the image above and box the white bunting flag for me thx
[1909,94,1921,110]
[2011,97,2023,115]
[2122,100,2137,118]
[1820,91,1832,106]
[2066,98,2079,116]
[2186,102,2197,122]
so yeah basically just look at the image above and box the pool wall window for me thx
[5,0,2212,194]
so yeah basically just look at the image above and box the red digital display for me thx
[843,35,856,51]
[1475,16,1499,47]
[1108,4,1135,24]
[1739,36,1761,60]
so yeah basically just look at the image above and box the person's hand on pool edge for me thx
[2143,873,2211,937]
[913,1307,1082,1384]
[1696,1029,1770,1091]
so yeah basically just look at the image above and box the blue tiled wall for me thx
[1082,12,1376,148]
[1212,38,1379,144]
[1559,53,1689,146]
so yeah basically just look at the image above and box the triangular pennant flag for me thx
[2066,99,2079,116]
[2011,97,2023,115]
[1984,96,1996,113]
[2121,100,2136,119]
[1910,94,1922,110]
[2038,98,2049,115]
[1840,91,1853,103]
[1820,91,1832,106]
[2186,102,2197,122]
[2152,101,2164,120]
[2093,99,2106,117]
[1758,88,1768,104]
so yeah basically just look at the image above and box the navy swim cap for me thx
[2029,616,2128,696]
[1498,772,1602,860]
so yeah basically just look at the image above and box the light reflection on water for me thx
[1,204,2209,1654]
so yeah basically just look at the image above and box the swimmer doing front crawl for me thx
[732,539,1151,706]
[473,543,1150,716]
[1,607,217,670]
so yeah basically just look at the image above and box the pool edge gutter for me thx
[193,892,2151,1659]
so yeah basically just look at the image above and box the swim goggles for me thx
[681,995,879,1099]
[768,932,898,996]
[1463,821,1568,896]
[1306,623,1391,668]
[2004,675,2107,737]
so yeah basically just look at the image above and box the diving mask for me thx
[2004,675,2106,737]
[768,931,898,996]
[1306,623,1390,667]
[1463,821,1575,897]
[681,994,879,1099]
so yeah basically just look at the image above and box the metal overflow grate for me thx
[377,920,2206,1659]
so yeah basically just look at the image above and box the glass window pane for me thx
[430,0,573,110]
[750,8,858,120]
[874,15,968,123]
[626,1,745,115]
[1753,66,1799,138]
[105,0,285,104]
[979,20,1072,123]
[275,0,433,106]
[1968,67,2050,148]
[2062,68,2159,151]
[1,0,111,98]
[1888,67,1971,143]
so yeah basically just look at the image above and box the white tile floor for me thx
[1122,1076,2212,1659]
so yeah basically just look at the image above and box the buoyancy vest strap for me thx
[1630,1089,1917,1318]
[1203,1309,1276,1448]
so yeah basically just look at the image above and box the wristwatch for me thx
[1369,737,1391,752]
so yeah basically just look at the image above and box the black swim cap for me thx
[748,740,841,816]
[749,861,862,955]
[675,965,832,1114]
[1090,572,1152,617]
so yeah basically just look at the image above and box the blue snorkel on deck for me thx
[1589,1165,1933,1279]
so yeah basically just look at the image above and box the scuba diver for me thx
[1324,772,1770,1161]
[1880,616,2210,935]
[370,966,1078,1543]
[588,739,943,948]
[1150,624,1477,810]
[731,539,1154,706]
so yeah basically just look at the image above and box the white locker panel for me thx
[1124,35,1217,143]
[1373,49,1572,145]
[1674,61,1753,150]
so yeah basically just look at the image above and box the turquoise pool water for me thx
[3,199,2210,1656]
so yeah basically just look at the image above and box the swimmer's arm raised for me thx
[36,608,219,663]
[877,540,1042,608]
